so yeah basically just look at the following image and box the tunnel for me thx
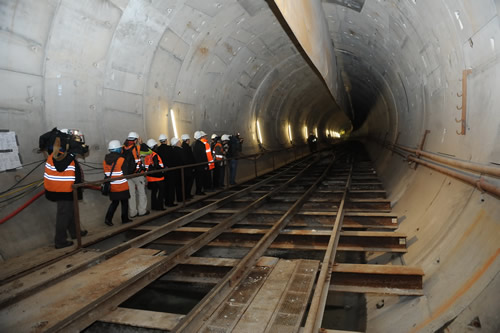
[0,0,499,332]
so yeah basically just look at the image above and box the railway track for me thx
[0,142,423,332]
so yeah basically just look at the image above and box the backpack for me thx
[122,146,137,175]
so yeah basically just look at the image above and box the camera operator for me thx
[41,128,88,249]
[227,132,244,185]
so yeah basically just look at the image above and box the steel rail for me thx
[43,157,319,332]
[304,161,353,333]
[174,154,336,332]
[0,158,310,310]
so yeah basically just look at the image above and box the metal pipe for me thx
[407,156,500,198]
[393,143,500,178]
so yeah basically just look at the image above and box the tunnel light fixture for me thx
[315,128,318,138]
[288,124,293,143]
[170,109,178,139]
[332,130,341,138]
[304,126,308,139]
[256,119,263,144]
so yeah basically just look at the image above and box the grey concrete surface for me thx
[0,0,499,332]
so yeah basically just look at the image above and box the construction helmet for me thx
[199,130,207,137]
[211,134,218,139]
[108,140,121,150]
[171,137,180,146]
[146,139,157,149]
[127,131,139,140]
[194,131,202,140]
[158,134,168,142]
[181,134,190,141]
[60,128,69,134]
[221,134,230,141]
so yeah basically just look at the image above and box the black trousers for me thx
[148,180,165,210]
[195,166,205,194]
[105,199,129,222]
[212,163,221,189]
[55,200,76,246]
[184,168,194,198]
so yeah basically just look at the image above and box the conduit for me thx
[0,190,45,225]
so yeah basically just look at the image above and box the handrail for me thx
[70,144,311,248]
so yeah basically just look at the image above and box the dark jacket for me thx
[192,139,208,166]
[45,153,83,201]
[181,141,196,166]
[104,152,131,201]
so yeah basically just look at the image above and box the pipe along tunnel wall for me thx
[0,1,499,332]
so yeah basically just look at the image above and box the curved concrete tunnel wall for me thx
[0,1,499,332]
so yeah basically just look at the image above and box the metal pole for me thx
[72,188,82,248]
[181,167,185,207]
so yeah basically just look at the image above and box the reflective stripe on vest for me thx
[44,154,75,193]
[214,142,223,161]
[103,157,129,192]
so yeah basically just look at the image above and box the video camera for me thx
[39,127,89,156]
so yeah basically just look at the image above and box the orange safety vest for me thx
[44,154,76,193]
[103,157,129,192]
[144,152,165,182]
[201,138,215,170]
[213,142,224,161]
[123,142,142,172]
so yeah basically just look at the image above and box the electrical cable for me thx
[0,180,43,199]
[0,189,45,225]
[0,160,45,195]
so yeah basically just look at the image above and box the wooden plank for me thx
[99,308,184,330]
[0,246,77,283]
[332,263,423,276]
[0,248,164,332]
[231,259,299,332]
[0,249,101,307]
[329,285,424,296]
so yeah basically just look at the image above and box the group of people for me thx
[102,131,244,228]
[43,129,244,249]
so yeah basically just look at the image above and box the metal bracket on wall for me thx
[455,69,472,135]
[413,130,430,170]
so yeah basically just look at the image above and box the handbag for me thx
[101,159,118,196]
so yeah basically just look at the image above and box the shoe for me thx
[105,219,113,226]
[138,210,150,217]
[55,240,73,249]
[122,218,133,224]
[130,214,137,218]
[71,230,88,239]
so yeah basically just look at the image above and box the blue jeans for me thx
[229,159,238,184]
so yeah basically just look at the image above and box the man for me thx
[122,132,149,217]
[211,134,224,189]
[103,140,132,226]
[144,139,165,211]
[192,131,210,195]
[181,134,195,199]
[227,133,243,185]
[307,132,318,152]
[200,132,215,191]
[220,134,230,188]
[43,132,88,249]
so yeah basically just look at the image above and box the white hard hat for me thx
[211,134,218,139]
[127,131,139,140]
[171,137,180,146]
[194,131,202,140]
[146,139,157,149]
[221,134,230,141]
[181,134,190,141]
[60,128,69,134]
[200,130,207,137]
[108,140,121,150]
[158,134,168,142]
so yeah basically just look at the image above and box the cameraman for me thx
[42,129,88,249]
